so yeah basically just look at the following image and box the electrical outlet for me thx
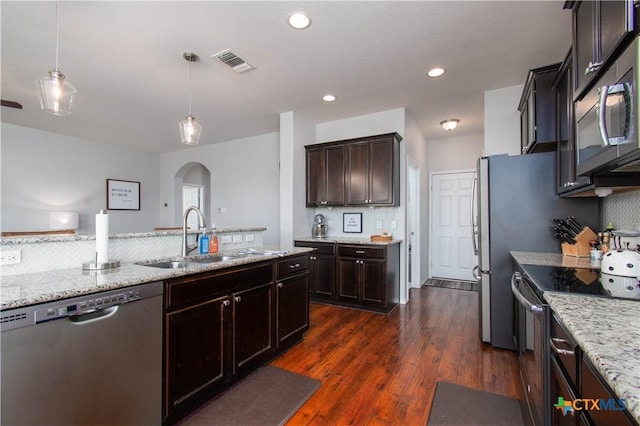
[376,220,383,229]
[1,249,21,265]
[232,235,242,243]
[245,234,255,242]
[221,235,232,244]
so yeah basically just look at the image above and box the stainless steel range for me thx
[512,261,640,426]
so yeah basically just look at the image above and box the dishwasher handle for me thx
[68,306,119,325]
[511,272,543,315]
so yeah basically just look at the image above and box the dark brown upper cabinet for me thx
[306,144,345,207]
[305,133,401,207]
[519,63,562,154]
[554,50,591,194]
[568,0,636,101]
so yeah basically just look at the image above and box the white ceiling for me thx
[1,1,571,153]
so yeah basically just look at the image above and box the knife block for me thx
[561,226,598,257]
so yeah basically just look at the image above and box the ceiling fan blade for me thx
[1,100,23,109]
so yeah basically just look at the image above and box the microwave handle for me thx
[597,83,632,146]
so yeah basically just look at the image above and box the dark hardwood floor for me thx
[271,285,521,425]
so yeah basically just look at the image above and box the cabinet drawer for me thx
[337,244,385,259]
[551,314,580,392]
[294,241,335,255]
[166,263,273,311]
[277,255,309,278]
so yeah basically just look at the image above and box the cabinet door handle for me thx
[550,338,575,356]
[222,300,230,307]
[355,250,366,254]
[585,60,603,75]
[278,282,283,288]
[289,263,300,269]
[234,296,241,302]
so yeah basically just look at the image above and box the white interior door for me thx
[430,171,475,281]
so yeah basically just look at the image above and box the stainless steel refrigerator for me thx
[472,152,599,349]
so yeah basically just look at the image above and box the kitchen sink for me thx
[140,261,196,269]
[192,255,239,263]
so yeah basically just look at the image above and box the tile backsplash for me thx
[601,190,640,231]
[309,207,401,238]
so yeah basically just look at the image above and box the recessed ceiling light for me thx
[322,94,336,102]
[427,67,446,78]
[288,12,311,29]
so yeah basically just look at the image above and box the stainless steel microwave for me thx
[576,36,640,176]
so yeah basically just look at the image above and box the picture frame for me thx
[107,179,140,210]
[343,213,363,233]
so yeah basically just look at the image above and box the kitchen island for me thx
[1,246,313,425]
[512,251,640,424]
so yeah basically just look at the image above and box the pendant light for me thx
[35,1,76,116]
[179,52,202,146]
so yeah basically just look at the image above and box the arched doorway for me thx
[174,162,212,228]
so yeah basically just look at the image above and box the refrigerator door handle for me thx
[471,175,479,255]
[472,265,481,281]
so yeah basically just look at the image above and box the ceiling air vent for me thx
[212,49,255,73]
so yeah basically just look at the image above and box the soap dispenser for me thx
[209,224,219,254]
[199,229,209,254]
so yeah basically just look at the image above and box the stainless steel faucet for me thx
[182,206,207,257]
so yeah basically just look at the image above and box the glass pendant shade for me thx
[35,69,76,116]
[179,114,202,145]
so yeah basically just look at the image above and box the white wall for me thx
[484,84,523,156]
[404,112,429,287]
[279,111,315,249]
[0,123,159,234]
[158,132,281,245]
[316,108,406,143]
[428,133,484,172]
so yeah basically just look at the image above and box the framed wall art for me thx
[107,179,140,210]
[343,213,363,233]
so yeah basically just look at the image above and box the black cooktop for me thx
[520,264,640,302]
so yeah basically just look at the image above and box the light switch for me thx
[391,220,397,229]
[233,235,242,243]
[376,220,382,229]
[245,234,255,242]
[221,235,232,244]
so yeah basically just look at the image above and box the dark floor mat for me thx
[178,365,321,426]
[427,381,524,426]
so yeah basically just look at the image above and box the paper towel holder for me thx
[82,209,121,270]
[82,253,121,270]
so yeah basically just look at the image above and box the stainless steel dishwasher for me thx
[1,281,163,425]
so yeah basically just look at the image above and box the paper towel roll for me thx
[96,210,109,264]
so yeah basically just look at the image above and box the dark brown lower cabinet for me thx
[294,241,336,299]
[277,271,309,348]
[337,257,386,306]
[166,296,231,419]
[294,240,399,313]
[163,256,309,425]
[581,357,635,426]
[233,282,274,374]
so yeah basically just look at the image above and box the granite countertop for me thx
[294,236,402,245]
[0,246,312,310]
[0,227,267,245]
[545,293,640,424]
[511,251,639,422]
